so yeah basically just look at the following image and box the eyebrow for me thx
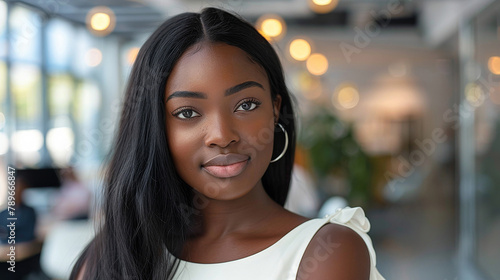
[165,81,264,102]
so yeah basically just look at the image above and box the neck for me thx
[190,180,283,239]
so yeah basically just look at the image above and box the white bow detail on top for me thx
[324,206,386,280]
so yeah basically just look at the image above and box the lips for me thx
[202,153,250,178]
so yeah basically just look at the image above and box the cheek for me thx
[166,123,200,170]
[238,117,276,162]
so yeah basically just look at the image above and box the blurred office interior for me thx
[0,0,499,279]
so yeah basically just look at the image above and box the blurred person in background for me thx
[0,171,48,280]
[51,167,91,221]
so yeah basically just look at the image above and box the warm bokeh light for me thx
[289,39,312,61]
[262,19,282,37]
[362,77,425,120]
[256,14,286,41]
[309,0,339,14]
[306,53,328,76]
[90,13,110,31]
[86,6,115,36]
[334,85,360,109]
[127,47,140,65]
[85,48,102,67]
[313,0,333,5]
[488,56,500,75]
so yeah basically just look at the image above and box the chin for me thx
[193,174,258,201]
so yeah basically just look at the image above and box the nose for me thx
[204,114,240,148]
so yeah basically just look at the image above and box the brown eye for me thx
[174,109,200,119]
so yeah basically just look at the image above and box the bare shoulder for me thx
[297,223,370,280]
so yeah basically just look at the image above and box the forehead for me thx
[165,42,269,92]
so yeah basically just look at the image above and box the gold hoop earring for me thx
[270,123,288,163]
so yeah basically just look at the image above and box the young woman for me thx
[71,7,384,280]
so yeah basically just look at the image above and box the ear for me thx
[272,95,282,125]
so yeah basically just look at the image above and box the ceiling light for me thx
[256,14,286,41]
[488,56,500,75]
[306,53,328,76]
[289,39,312,61]
[86,6,115,36]
[334,84,360,109]
[309,0,339,14]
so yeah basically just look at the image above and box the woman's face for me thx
[165,42,281,201]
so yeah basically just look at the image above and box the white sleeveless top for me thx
[172,207,385,280]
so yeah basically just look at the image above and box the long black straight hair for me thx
[70,7,297,280]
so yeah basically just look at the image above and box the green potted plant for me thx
[299,106,373,207]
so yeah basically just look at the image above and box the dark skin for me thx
[162,42,370,279]
[75,42,370,280]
